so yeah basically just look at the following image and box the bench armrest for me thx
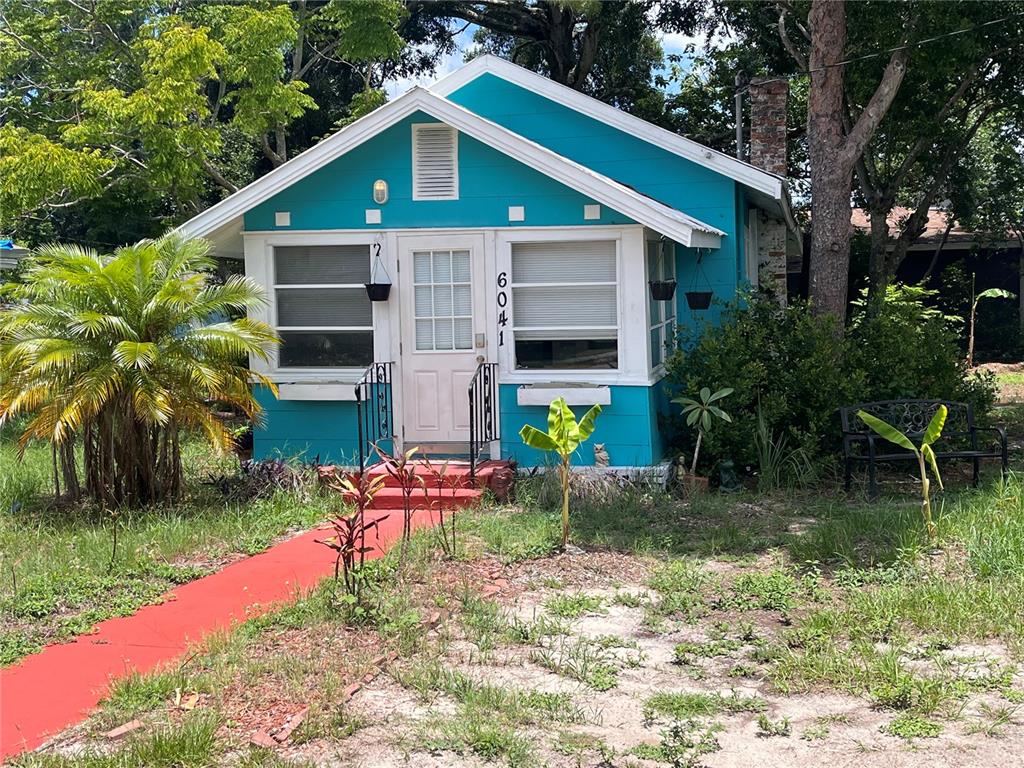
[972,425,1007,448]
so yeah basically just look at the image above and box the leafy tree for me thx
[691,1,1024,321]
[0,235,279,507]
[419,1,714,129]
[0,0,408,239]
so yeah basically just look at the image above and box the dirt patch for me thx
[32,548,1024,767]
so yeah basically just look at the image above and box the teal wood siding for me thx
[244,112,634,231]
[447,75,742,323]
[253,386,394,465]
[499,385,666,467]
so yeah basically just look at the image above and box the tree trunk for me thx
[806,0,853,322]
[866,208,894,315]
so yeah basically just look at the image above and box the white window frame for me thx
[646,239,677,373]
[412,123,459,201]
[243,232,388,383]
[495,227,650,385]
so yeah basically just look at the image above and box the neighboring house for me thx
[850,207,1023,330]
[177,56,797,469]
[0,240,28,271]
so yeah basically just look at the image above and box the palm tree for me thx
[0,234,279,506]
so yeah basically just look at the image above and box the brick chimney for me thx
[748,77,788,176]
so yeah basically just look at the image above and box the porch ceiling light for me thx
[372,179,389,205]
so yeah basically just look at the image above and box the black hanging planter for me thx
[365,282,391,301]
[649,279,677,301]
[685,291,713,310]
[365,242,391,302]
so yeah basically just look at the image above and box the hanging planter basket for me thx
[685,291,713,310]
[365,282,391,301]
[684,248,712,310]
[649,279,677,301]
[364,245,392,302]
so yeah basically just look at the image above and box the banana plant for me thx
[967,284,1015,367]
[857,405,947,544]
[672,387,733,475]
[519,397,602,549]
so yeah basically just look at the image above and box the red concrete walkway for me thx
[0,507,432,761]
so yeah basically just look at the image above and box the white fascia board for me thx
[432,54,787,202]
[419,94,724,246]
[175,90,427,239]
[176,87,724,248]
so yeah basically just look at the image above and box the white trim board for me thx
[176,88,724,249]
[433,55,788,202]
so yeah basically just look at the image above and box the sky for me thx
[384,25,721,98]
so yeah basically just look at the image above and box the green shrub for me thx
[665,291,996,470]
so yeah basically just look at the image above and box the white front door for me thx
[398,234,486,445]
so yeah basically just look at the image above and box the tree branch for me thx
[777,6,808,71]
[840,47,909,167]
[201,158,238,194]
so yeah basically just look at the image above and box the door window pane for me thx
[412,249,473,351]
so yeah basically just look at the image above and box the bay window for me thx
[511,240,618,370]
[273,245,373,368]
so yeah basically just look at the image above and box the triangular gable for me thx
[432,55,796,231]
[177,87,724,248]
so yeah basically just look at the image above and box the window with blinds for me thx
[273,245,373,368]
[647,240,677,369]
[412,124,458,200]
[511,241,618,370]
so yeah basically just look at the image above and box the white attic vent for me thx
[413,124,458,200]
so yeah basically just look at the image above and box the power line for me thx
[736,9,1024,94]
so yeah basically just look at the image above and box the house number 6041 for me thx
[496,271,508,346]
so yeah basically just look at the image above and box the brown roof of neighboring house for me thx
[850,207,979,244]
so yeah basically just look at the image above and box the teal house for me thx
[178,57,796,470]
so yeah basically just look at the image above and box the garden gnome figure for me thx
[719,459,742,492]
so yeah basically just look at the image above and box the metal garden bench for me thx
[840,399,1008,498]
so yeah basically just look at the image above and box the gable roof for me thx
[177,86,725,249]
[434,55,797,235]
[433,55,789,201]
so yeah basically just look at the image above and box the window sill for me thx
[516,384,612,407]
[278,383,360,401]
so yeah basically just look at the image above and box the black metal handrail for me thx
[354,361,394,472]
[468,361,500,479]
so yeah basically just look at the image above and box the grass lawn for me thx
[14,462,1024,767]
[0,429,331,665]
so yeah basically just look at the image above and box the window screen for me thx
[511,241,618,369]
[273,245,373,368]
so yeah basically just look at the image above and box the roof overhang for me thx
[433,54,796,231]
[177,87,725,250]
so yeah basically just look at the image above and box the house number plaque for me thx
[496,270,508,346]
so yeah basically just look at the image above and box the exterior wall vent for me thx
[412,124,458,200]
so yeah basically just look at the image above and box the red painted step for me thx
[365,460,508,490]
[367,486,482,510]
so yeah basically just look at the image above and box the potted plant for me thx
[649,279,677,301]
[672,386,733,492]
[364,249,392,302]
[685,290,713,310]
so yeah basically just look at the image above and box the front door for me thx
[398,234,486,446]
